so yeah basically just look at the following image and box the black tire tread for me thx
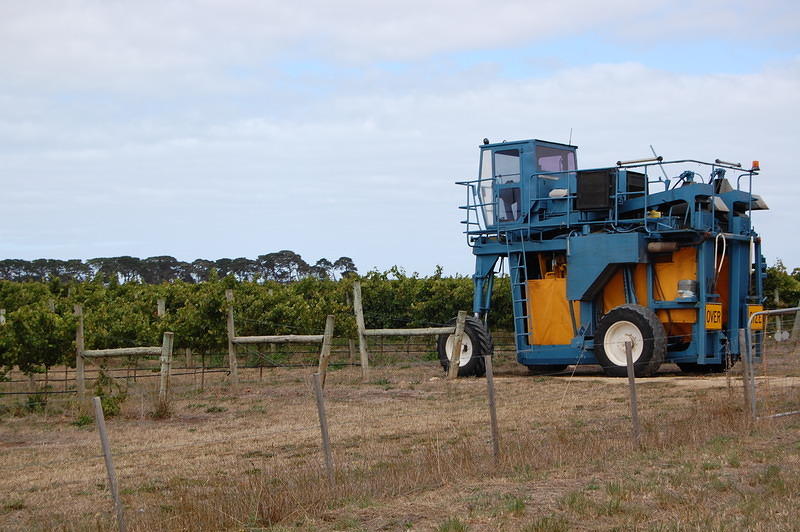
[437,316,493,377]
[595,304,666,378]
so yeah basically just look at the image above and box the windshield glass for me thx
[478,150,495,226]
[495,149,520,183]
[537,146,576,173]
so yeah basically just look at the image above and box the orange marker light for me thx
[752,160,760,171]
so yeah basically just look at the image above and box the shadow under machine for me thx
[437,138,767,377]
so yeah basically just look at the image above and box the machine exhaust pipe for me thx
[647,242,679,253]
[714,158,742,168]
[617,156,662,166]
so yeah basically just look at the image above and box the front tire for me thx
[437,316,493,377]
[595,304,665,377]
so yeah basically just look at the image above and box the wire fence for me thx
[751,311,800,419]
[2,334,797,531]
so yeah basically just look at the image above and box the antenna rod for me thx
[650,145,669,181]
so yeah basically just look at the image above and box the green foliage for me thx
[5,303,74,375]
[93,370,127,417]
[71,414,94,427]
[10,258,795,372]
[764,259,800,308]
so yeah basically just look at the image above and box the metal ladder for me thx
[507,235,532,348]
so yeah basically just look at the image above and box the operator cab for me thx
[478,139,577,228]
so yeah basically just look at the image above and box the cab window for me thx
[494,149,520,183]
[537,146,576,173]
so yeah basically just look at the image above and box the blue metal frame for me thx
[458,139,765,368]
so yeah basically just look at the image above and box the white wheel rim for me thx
[603,320,644,366]
[445,334,474,367]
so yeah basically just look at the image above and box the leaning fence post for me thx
[447,311,467,380]
[317,315,335,388]
[352,281,370,381]
[311,373,335,487]
[93,396,126,532]
[739,328,756,421]
[484,355,500,463]
[225,289,239,390]
[159,332,174,408]
[624,341,642,448]
[75,304,86,401]
[157,298,166,318]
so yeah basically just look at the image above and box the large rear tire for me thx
[437,316,493,377]
[595,304,665,377]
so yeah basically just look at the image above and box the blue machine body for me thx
[458,139,767,370]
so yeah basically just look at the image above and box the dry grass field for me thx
[2,352,799,531]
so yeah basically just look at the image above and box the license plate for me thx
[748,305,765,330]
[705,303,723,330]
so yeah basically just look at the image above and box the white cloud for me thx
[1,56,797,272]
[2,0,797,90]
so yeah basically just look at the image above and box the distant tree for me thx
[310,258,333,280]
[115,256,143,283]
[229,257,257,281]
[63,259,91,282]
[87,257,118,282]
[271,250,309,282]
[256,253,279,281]
[141,256,181,283]
[333,256,358,279]
[215,258,233,278]
[765,259,800,308]
[190,259,215,282]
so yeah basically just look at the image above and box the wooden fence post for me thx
[352,281,370,381]
[157,298,166,318]
[48,299,55,312]
[625,341,642,448]
[484,355,500,463]
[159,332,174,408]
[348,339,356,363]
[317,315,335,388]
[75,304,86,401]
[225,290,239,390]
[791,300,800,342]
[447,311,467,380]
[311,373,335,487]
[93,396,126,532]
[0,308,5,325]
[739,328,756,421]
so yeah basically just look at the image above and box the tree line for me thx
[0,251,357,284]
[0,258,796,381]
[0,270,512,380]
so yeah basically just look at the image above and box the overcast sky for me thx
[1,1,798,275]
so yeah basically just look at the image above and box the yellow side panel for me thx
[602,264,648,314]
[601,247,698,329]
[658,308,697,324]
[653,247,697,301]
[527,278,580,346]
